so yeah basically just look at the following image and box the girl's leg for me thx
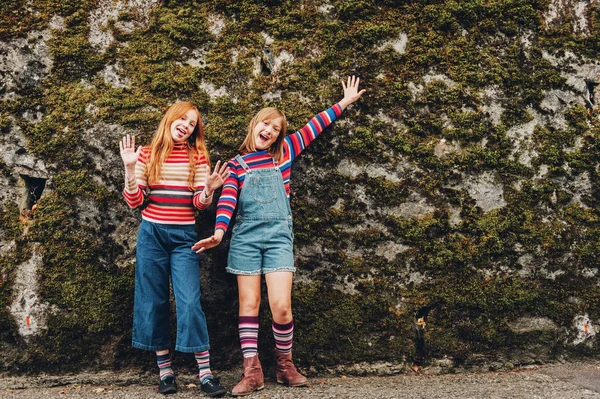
[171,230,226,396]
[132,221,171,352]
[265,271,308,387]
[264,271,293,324]
[232,275,264,396]
[156,350,173,380]
[195,351,212,383]
[170,229,210,353]
[237,275,262,358]
[265,272,294,354]
[156,350,177,394]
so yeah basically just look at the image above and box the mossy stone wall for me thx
[1,0,600,373]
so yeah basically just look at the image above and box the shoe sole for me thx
[158,387,177,394]
[277,380,309,387]
[231,385,264,396]
[203,388,227,397]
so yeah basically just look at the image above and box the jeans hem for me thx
[175,344,210,353]
[132,340,170,351]
[226,267,262,275]
[263,267,296,274]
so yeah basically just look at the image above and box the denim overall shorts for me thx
[226,155,296,275]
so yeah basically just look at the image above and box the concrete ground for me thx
[3,361,600,398]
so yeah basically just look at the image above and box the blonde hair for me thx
[239,107,287,163]
[146,102,210,190]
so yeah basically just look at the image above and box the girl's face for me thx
[170,109,198,143]
[253,117,283,150]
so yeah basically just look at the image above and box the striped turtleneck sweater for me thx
[214,103,343,233]
[123,143,213,225]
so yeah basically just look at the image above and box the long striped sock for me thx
[239,316,259,358]
[195,351,213,383]
[156,353,174,380]
[272,319,294,354]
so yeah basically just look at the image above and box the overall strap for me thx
[235,154,250,172]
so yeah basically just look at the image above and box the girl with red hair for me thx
[120,102,228,396]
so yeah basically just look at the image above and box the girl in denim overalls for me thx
[119,102,229,396]
[193,77,365,396]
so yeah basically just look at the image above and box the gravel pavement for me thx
[3,362,600,399]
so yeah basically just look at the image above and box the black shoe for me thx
[201,376,226,397]
[158,375,177,395]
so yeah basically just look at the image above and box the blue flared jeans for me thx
[132,220,210,352]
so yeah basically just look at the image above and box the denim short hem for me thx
[226,267,262,275]
[175,344,210,353]
[132,340,170,351]
[263,267,296,274]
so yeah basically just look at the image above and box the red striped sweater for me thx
[123,143,212,225]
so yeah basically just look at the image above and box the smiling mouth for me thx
[259,133,269,141]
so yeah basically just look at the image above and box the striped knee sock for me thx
[272,319,294,354]
[156,353,174,380]
[239,316,259,358]
[195,351,213,383]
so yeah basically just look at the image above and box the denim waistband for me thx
[141,219,197,230]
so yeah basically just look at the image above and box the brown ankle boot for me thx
[231,354,264,396]
[275,350,309,387]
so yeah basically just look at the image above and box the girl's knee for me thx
[270,300,292,319]
[239,295,261,313]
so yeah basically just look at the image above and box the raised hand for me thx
[204,160,230,195]
[339,75,366,109]
[120,135,142,171]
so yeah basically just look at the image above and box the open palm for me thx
[120,135,142,169]
[340,75,366,108]
[205,160,230,193]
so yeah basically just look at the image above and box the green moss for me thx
[291,280,413,367]
[3,0,600,372]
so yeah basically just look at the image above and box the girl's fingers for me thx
[355,76,360,88]
[219,162,228,174]
[347,75,351,89]
[342,79,347,90]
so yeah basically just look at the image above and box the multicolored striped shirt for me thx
[123,143,212,225]
[215,103,343,232]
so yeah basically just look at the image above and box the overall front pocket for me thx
[252,176,278,203]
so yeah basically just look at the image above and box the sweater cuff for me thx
[199,189,213,204]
